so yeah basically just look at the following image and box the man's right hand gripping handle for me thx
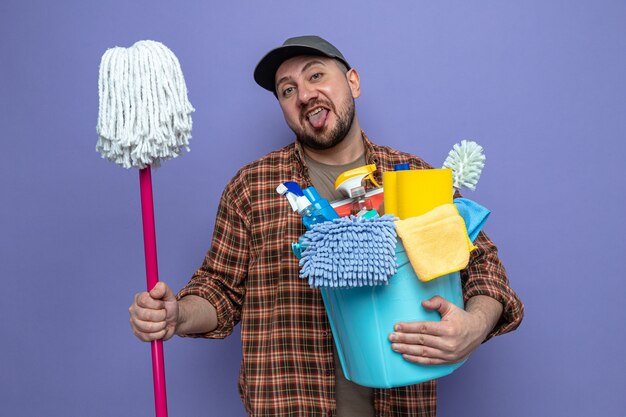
[129,282,179,342]
[129,282,218,342]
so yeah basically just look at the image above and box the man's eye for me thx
[282,87,295,97]
[311,73,322,81]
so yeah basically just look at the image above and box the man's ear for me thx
[347,68,361,99]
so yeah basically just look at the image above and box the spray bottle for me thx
[276,182,314,217]
[276,182,340,258]
[334,164,382,216]
[301,186,340,228]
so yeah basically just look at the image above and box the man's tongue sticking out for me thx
[307,108,329,129]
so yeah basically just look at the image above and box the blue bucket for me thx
[320,241,465,388]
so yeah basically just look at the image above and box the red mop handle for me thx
[139,167,169,417]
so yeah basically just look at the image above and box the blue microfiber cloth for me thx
[453,198,490,242]
[299,215,398,288]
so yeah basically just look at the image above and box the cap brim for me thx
[253,45,349,93]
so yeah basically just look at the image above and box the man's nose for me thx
[297,83,318,106]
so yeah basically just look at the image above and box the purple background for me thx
[1,1,625,416]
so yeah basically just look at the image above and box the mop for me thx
[96,40,194,417]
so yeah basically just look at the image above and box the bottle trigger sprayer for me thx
[334,164,381,216]
[276,181,313,216]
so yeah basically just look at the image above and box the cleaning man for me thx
[128,35,524,417]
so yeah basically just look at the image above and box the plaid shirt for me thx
[178,133,524,417]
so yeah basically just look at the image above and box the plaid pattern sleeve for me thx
[461,231,524,340]
[176,175,251,338]
[175,133,522,417]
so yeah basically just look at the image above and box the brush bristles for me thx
[442,140,485,191]
[96,40,195,169]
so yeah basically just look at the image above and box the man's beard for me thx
[293,95,355,151]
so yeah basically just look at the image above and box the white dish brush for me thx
[442,140,485,191]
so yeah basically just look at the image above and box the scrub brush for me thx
[96,40,194,417]
[442,140,485,191]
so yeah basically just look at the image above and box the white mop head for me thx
[442,140,485,191]
[96,40,195,169]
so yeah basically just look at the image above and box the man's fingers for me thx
[388,332,451,352]
[149,282,175,302]
[131,306,167,322]
[421,295,455,317]
[129,282,178,344]
[390,343,452,362]
[132,318,167,334]
[135,292,165,310]
[129,285,177,343]
[162,283,177,302]
[393,321,450,337]
[400,353,454,366]
[133,328,167,342]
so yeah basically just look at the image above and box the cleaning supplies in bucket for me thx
[394,204,476,282]
[276,182,341,259]
[383,168,453,219]
[276,182,340,229]
[281,167,468,388]
[298,215,398,288]
[279,140,493,388]
[334,164,382,216]
[454,197,490,242]
[442,140,486,192]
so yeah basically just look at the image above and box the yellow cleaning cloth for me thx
[394,204,476,282]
